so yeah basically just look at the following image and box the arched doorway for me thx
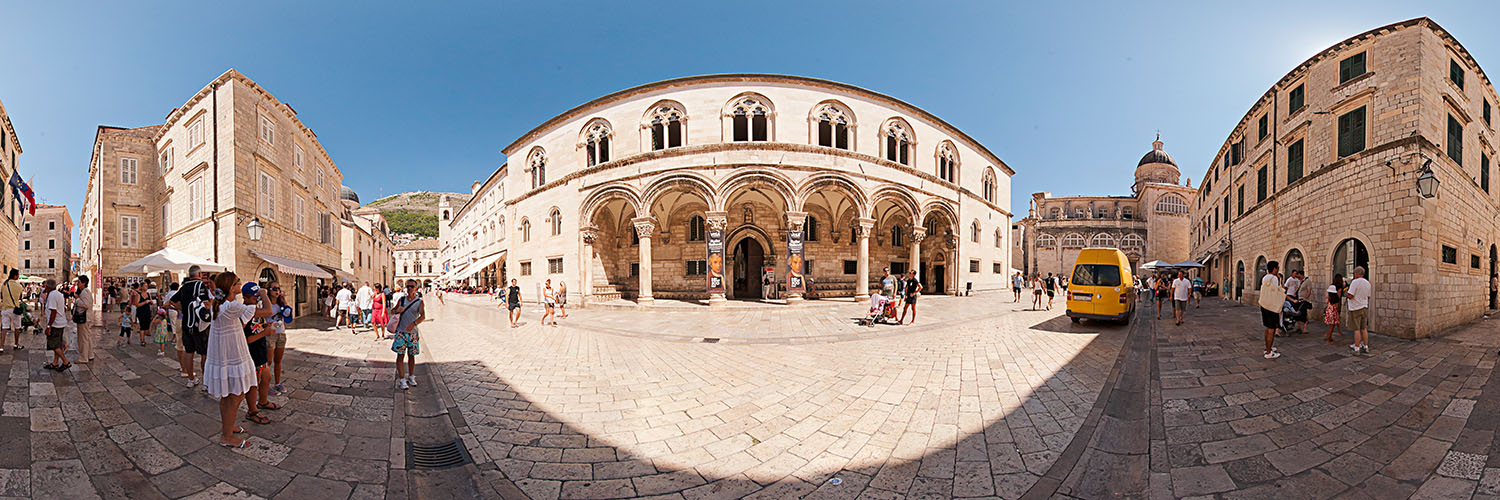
[733,238,765,299]
[1235,261,1245,300]
[1331,238,1369,283]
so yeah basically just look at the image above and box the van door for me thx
[1068,266,1095,316]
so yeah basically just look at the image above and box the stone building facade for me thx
[19,204,73,281]
[0,98,25,276]
[395,239,441,286]
[1016,138,1194,279]
[461,74,1014,305]
[336,188,396,287]
[439,170,507,289]
[80,69,346,317]
[1189,18,1500,339]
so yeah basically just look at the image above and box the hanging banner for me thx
[786,230,805,294]
[706,229,725,293]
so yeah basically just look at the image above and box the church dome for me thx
[1137,149,1176,167]
[1132,135,1181,193]
[340,185,360,204]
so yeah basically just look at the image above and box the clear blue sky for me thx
[2,1,1497,247]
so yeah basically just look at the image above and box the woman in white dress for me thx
[202,272,275,448]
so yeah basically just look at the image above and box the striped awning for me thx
[252,251,332,279]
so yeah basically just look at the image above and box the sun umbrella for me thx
[1172,260,1205,268]
[118,248,228,274]
[1141,260,1171,270]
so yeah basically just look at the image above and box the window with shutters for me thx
[294,195,306,233]
[1230,140,1244,165]
[188,118,205,148]
[1256,166,1268,202]
[1257,114,1268,141]
[120,158,138,185]
[1237,185,1245,215]
[969,259,980,273]
[1338,52,1367,83]
[548,258,563,274]
[804,216,818,242]
[1287,139,1304,183]
[521,261,532,276]
[1288,84,1305,113]
[259,172,277,220]
[319,213,332,244]
[160,147,174,174]
[1337,106,1366,158]
[1484,154,1491,194]
[688,215,705,242]
[891,225,904,247]
[1451,59,1466,90]
[120,216,139,248]
[259,112,275,146]
[1448,115,1463,165]
[160,203,170,234]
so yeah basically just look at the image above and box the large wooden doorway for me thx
[733,238,765,299]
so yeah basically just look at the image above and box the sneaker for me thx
[406,375,417,387]
[1349,344,1360,352]
[398,379,409,390]
[1264,351,1281,359]
[273,383,285,394]
[1360,346,1370,355]
[186,377,198,388]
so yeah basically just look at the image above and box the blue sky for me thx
[2,1,1497,246]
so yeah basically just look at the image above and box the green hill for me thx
[367,190,471,237]
[383,210,440,238]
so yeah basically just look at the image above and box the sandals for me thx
[43,363,58,370]
[232,426,247,434]
[245,412,271,425]
[257,402,281,410]
[220,438,249,448]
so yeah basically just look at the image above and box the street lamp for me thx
[247,217,264,241]
[1416,159,1440,199]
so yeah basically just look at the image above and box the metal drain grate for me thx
[701,338,720,343]
[406,439,473,470]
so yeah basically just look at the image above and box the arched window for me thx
[728,94,771,142]
[1236,261,1245,291]
[924,218,938,237]
[805,216,819,242]
[1089,234,1115,248]
[891,224,905,247]
[1284,249,1305,275]
[646,101,686,151]
[812,101,852,150]
[688,215,705,242]
[1120,234,1144,249]
[982,168,997,203]
[970,221,981,242]
[497,217,506,241]
[258,267,277,285]
[427,263,432,273]
[582,119,611,167]
[883,119,913,165]
[1061,233,1086,248]
[441,210,449,221]
[936,142,959,183]
[550,209,562,236]
[1255,256,1268,290]
[1332,238,1369,283]
[994,229,1003,248]
[1155,194,1189,214]
[403,263,409,273]
[520,218,531,242]
[1037,234,1057,248]
[527,148,547,189]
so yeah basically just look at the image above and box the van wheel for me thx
[1070,317,1080,323]
[1121,313,1132,325]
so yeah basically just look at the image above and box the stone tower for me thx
[437,194,453,243]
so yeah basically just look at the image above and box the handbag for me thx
[1258,276,1286,311]
[72,304,87,324]
[6,281,20,315]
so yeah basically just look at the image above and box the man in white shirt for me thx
[1345,266,1372,355]
[356,282,374,329]
[1259,261,1283,359]
[43,279,70,370]
[74,276,95,363]
[335,284,353,331]
[1171,271,1192,326]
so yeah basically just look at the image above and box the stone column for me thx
[632,217,656,306]
[705,211,728,307]
[784,211,807,304]
[909,227,927,283]
[580,226,599,307]
[855,217,875,302]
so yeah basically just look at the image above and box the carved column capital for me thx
[853,217,875,238]
[910,227,927,244]
[580,226,600,245]
[784,211,808,231]
[631,217,657,238]
[705,211,729,231]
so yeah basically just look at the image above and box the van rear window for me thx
[1072,264,1121,287]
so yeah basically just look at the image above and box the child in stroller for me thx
[1280,297,1311,335]
[861,290,900,326]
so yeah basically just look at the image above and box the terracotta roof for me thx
[396,239,439,251]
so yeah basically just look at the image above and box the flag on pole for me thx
[8,173,34,216]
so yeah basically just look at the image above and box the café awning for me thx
[118,248,227,274]
[252,251,332,279]
[316,265,357,283]
[455,251,506,280]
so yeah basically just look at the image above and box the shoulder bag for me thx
[1257,276,1286,311]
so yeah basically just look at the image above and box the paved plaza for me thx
[3,292,1500,498]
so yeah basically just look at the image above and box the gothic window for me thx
[812,101,852,150]
[936,142,958,183]
[1037,234,1057,248]
[891,224,905,247]
[728,95,771,142]
[1088,234,1115,248]
[688,215,705,242]
[1154,194,1189,214]
[805,216,819,241]
[883,119,913,165]
[527,148,547,189]
[970,221,980,242]
[521,218,531,242]
[981,168,997,202]
[994,229,1003,248]
[550,209,562,236]
[647,101,686,151]
[1061,233,1086,248]
[1120,234,1144,248]
[582,119,611,167]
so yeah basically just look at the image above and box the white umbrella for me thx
[118,248,228,274]
[1141,260,1172,270]
[1172,260,1205,268]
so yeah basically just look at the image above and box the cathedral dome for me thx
[340,185,360,204]
[1137,149,1176,167]
[1132,135,1181,193]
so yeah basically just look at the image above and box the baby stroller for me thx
[861,293,900,326]
[1280,298,1310,335]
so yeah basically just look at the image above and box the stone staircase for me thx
[589,255,623,302]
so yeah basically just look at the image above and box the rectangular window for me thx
[47,259,53,269]
[22,240,28,250]
[120,158,138,185]
[1338,51,1367,83]
[686,259,707,276]
[47,221,53,230]
[1442,245,1458,265]
[294,195,306,233]
[259,172,277,220]
[22,259,27,269]
[161,202,170,234]
[629,262,638,276]
[1451,59,1466,90]
[521,261,533,276]
[889,262,907,276]
[1484,154,1491,194]
[319,213,332,244]
[969,259,980,273]
[160,147,174,174]
[993,262,1003,274]
[1223,196,1230,222]
[1237,186,1244,215]
[1257,114,1268,140]
[188,118,205,148]
[1486,100,1492,127]
[1288,84,1305,112]
[48,239,54,249]
[188,177,205,220]
[120,215,139,248]
[294,144,305,170]
[843,260,857,274]
[548,258,563,274]
[1337,106,1367,157]
[1473,255,1482,269]
[1257,166,1268,202]
[259,113,276,146]
[1447,115,1463,165]
[1287,139,1304,183]
[316,169,325,189]
[1230,140,1244,165]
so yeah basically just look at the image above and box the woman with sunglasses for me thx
[203,272,276,448]
[264,282,291,396]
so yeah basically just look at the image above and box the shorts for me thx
[1,310,18,329]
[248,338,268,367]
[1349,308,1368,331]
[1173,299,1187,312]
[46,327,64,350]
[905,295,918,305]
[1013,286,1021,293]
[1260,308,1280,329]
[180,330,208,355]
[1045,291,1055,298]
[392,331,420,356]
[266,323,287,351]
[507,302,520,311]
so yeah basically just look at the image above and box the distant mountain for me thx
[367,191,472,237]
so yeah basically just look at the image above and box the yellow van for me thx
[1066,248,1136,323]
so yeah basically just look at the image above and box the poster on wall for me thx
[787,229,805,294]
[706,229,725,293]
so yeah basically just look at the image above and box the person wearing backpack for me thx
[389,279,425,390]
[168,265,215,387]
[0,269,23,352]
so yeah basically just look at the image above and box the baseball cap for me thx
[241,282,261,298]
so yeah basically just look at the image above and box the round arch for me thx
[868,187,921,222]
[795,173,868,217]
[641,172,718,213]
[580,184,643,221]
[716,168,797,212]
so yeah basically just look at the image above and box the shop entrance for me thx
[733,238,765,299]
